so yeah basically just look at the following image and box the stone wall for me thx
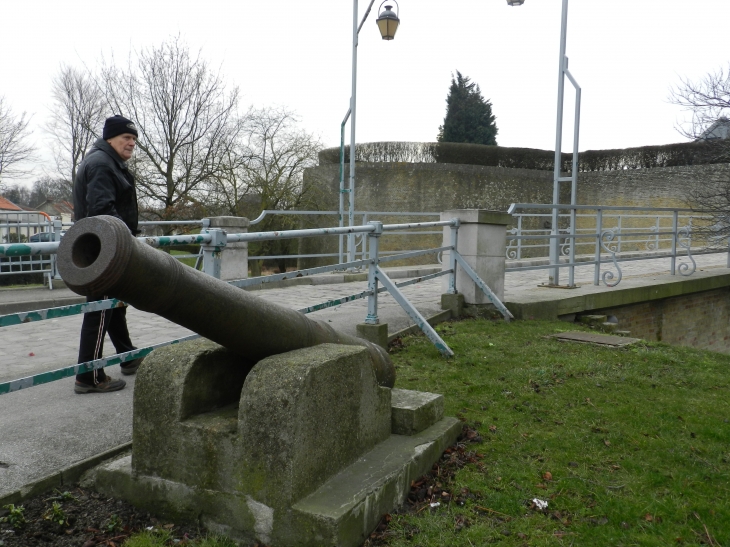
[299,161,730,267]
[591,287,730,354]
[304,161,730,213]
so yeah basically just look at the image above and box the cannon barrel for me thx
[57,216,395,387]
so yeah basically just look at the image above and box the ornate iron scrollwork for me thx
[600,229,622,287]
[506,228,519,259]
[645,222,659,251]
[676,225,696,276]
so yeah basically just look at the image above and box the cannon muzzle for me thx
[57,216,395,387]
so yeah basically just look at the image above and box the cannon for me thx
[57,215,395,387]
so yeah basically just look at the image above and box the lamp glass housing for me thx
[376,6,400,40]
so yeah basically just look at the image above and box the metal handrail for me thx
[3,216,514,394]
[506,203,721,287]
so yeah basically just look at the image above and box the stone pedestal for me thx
[209,216,249,281]
[356,322,389,349]
[441,209,512,305]
[87,340,460,547]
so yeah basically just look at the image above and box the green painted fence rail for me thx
[0,299,125,328]
[0,335,200,395]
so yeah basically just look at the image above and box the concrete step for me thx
[291,417,462,547]
[579,314,607,326]
[390,388,443,436]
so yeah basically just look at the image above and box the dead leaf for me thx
[604,439,611,447]
[645,513,654,522]
[543,471,553,481]
[489,425,498,433]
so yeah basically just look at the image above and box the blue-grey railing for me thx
[0,213,63,287]
[506,203,722,288]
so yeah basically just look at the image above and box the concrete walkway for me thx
[1,253,728,500]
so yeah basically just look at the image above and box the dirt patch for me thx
[0,488,202,547]
[363,424,484,546]
[0,427,481,547]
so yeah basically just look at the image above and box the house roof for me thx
[699,117,730,141]
[0,196,22,211]
[34,200,74,217]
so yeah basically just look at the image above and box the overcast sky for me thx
[2,0,729,186]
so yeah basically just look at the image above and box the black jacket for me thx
[73,138,140,234]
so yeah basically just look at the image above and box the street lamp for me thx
[508,0,581,287]
[339,1,400,265]
[376,2,400,40]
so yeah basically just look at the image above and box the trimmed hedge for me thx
[318,141,728,171]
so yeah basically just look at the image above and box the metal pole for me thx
[339,109,351,264]
[365,221,382,324]
[671,210,678,275]
[550,0,569,286]
[447,219,459,294]
[568,76,581,287]
[348,0,359,264]
[594,209,602,286]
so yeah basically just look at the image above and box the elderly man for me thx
[72,115,143,394]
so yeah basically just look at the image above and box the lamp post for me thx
[340,1,400,265]
[509,0,581,287]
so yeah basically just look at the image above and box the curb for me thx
[0,443,132,507]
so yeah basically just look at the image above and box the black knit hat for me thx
[103,115,138,140]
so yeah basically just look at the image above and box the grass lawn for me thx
[381,318,730,546]
[80,317,729,547]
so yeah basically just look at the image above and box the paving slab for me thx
[551,331,641,347]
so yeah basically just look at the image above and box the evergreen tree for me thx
[437,71,498,145]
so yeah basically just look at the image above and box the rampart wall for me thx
[299,161,730,266]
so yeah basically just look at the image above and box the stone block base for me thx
[356,322,389,348]
[89,416,461,547]
[83,334,460,547]
[441,293,465,317]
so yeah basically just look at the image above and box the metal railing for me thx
[248,209,441,264]
[0,212,63,287]
[0,218,511,395]
[506,203,722,287]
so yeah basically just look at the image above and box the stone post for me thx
[209,216,249,282]
[441,209,513,307]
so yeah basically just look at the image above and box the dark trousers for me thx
[76,297,135,385]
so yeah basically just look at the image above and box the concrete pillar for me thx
[441,209,513,304]
[209,216,249,282]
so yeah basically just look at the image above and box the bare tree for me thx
[101,36,239,220]
[210,107,323,273]
[46,65,105,192]
[670,64,730,142]
[214,108,322,214]
[0,96,35,182]
[0,182,31,206]
[670,65,730,245]
[28,175,73,206]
